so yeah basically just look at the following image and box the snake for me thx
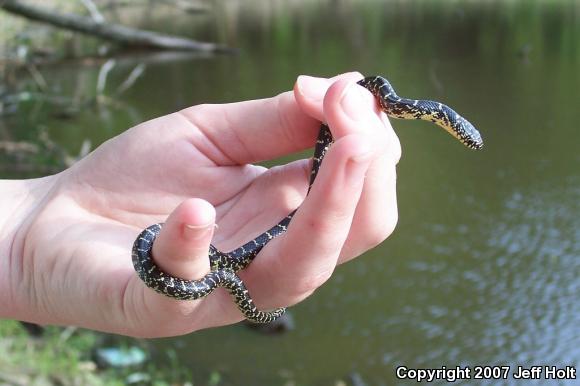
[132,76,483,323]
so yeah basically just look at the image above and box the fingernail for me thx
[183,222,214,241]
[296,75,329,102]
[340,83,369,121]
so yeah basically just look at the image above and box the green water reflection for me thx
[1,0,579,384]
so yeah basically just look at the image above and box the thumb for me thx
[152,198,216,280]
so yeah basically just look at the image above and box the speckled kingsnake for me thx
[132,76,483,323]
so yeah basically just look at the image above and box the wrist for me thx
[0,175,58,319]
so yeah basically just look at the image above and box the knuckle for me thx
[187,103,212,114]
[391,135,402,164]
[285,268,334,303]
[180,103,217,126]
[366,214,398,248]
[379,117,402,165]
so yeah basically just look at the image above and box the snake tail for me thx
[132,224,285,323]
[357,76,483,150]
[219,269,286,323]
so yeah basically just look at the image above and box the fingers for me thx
[326,78,401,261]
[296,74,401,164]
[238,76,400,309]
[297,75,401,262]
[294,72,366,123]
[151,198,215,279]
[272,134,374,299]
[242,106,375,306]
[177,72,362,166]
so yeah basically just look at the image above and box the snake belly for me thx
[132,75,483,323]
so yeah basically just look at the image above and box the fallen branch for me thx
[79,0,105,23]
[0,0,234,53]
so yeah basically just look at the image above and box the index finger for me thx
[177,72,362,165]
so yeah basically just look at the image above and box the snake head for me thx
[456,118,484,150]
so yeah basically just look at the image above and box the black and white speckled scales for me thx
[132,76,483,323]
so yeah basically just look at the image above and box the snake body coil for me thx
[132,76,483,323]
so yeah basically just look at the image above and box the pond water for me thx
[1,1,579,385]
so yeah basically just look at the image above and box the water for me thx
[1,1,579,384]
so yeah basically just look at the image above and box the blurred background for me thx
[0,0,579,385]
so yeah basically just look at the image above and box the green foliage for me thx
[0,320,197,386]
[0,320,104,385]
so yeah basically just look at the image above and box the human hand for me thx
[1,72,400,337]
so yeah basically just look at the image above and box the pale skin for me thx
[0,72,400,337]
